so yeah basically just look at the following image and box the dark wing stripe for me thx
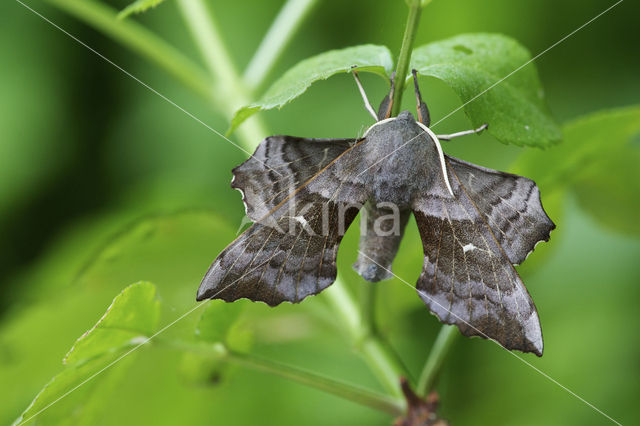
[232,136,358,223]
[198,137,371,306]
[445,156,554,266]
[267,149,333,170]
[295,236,314,301]
[478,178,538,228]
[413,164,544,355]
[453,174,528,339]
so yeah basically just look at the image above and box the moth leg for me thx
[437,123,489,141]
[412,69,431,126]
[351,67,378,121]
[376,71,395,120]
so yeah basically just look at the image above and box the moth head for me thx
[397,110,416,123]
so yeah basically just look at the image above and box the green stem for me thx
[391,0,423,116]
[176,0,242,95]
[176,0,268,147]
[416,325,458,395]
[159,339,404,415]
[324,278,409,399]
[243,0,318,91]
[42,0,212,100]
[360,280,377,336]
[228,351,403,415]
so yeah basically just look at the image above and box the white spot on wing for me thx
[294,215,308,227]
[462,243,477,253]
[231,171,250,214]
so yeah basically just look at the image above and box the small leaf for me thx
[512,105,640,235]
[64,281,161,365]
[574,149,640,235]
[14,283,161,425]
[230,44,394,134]
[411,33,561,147]
[118,0,167,20]
[13,351,138,426]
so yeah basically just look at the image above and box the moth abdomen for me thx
[353,203,410,282]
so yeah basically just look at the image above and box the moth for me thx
[197,69,554,356]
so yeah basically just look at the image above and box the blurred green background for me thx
[1,0,638,425]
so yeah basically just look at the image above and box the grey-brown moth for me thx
[197,70,554,356]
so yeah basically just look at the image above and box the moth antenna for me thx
[351,67,378,121]
[412,69,431,126]
[416,122,454,196]
[376,72,395,120]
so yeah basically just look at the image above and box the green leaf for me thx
[118,0,167,20]
[512,105,640,235]
[5,212,243,424]
[411,33,561,147]
[574,148,640,235]
[13,351,138,426]
[230,44,394,134]
[563,106,640,235]
[64,281,161,365]
[13,282,161,425]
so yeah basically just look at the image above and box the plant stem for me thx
[391,0,423,116]
[243,0,318,91]
[227,350,403,415]
[360,280,377,336]
[176,0,242,97]
[176,0,268,146]
[159,339,404,415]
[324,278,409,399]
[42,0,212,100]
[416,325,458,395]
